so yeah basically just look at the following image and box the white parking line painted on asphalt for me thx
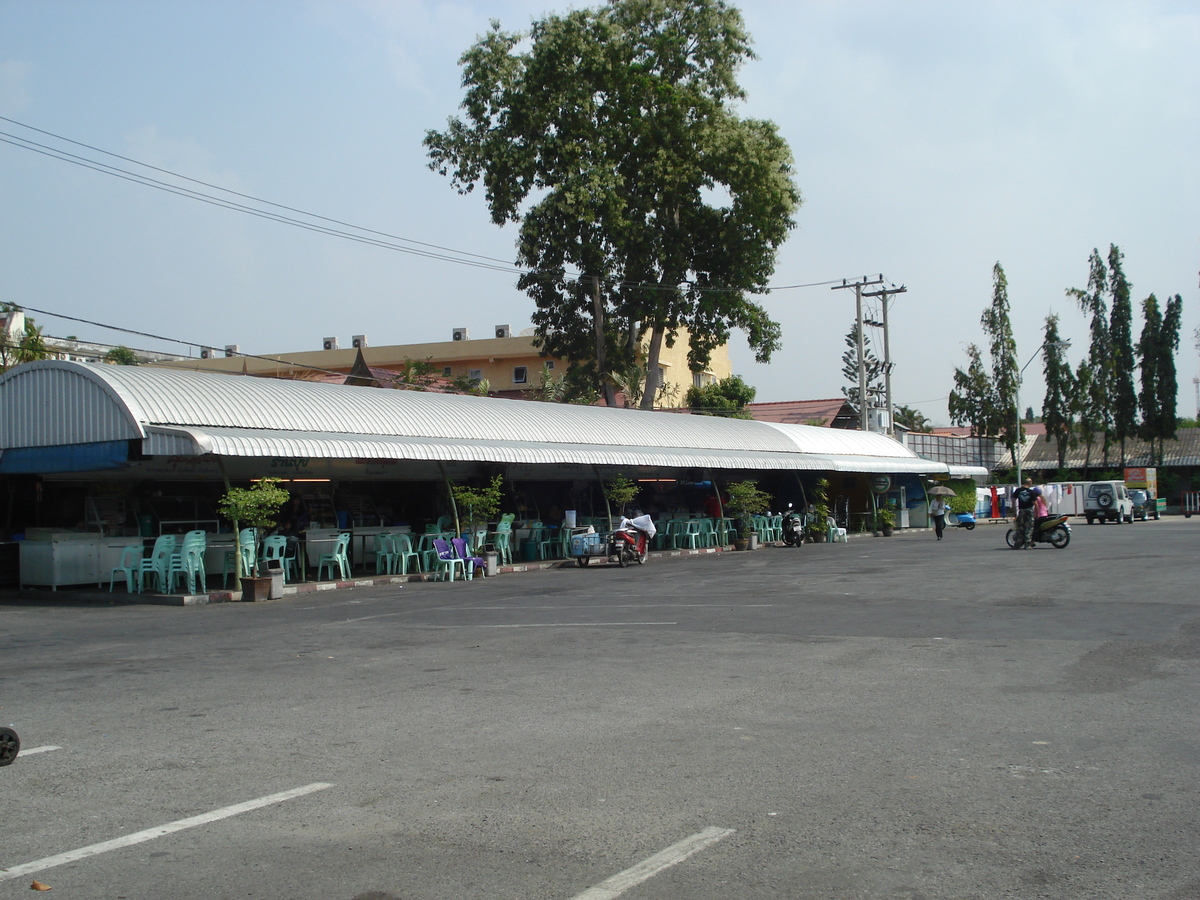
[440,621,679,628]
[568,826,736,900]
[15,745,61,756]
[0,782,333,882]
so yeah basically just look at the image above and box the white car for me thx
[1083,481,1133,524]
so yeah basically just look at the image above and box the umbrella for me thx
[926,486,956,497]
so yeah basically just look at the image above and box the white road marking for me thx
[15,745,61,756]
[568,826,735,900]
[439,622,678,628]
[0,782,333,882]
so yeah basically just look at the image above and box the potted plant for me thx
[724,480,772,550]
[217,477,290,600]
[805,478,831,542]
[875,505,895,537]
[450,473,504,547]
[603,475,639,528]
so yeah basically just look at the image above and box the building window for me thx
[513,366,528,384]
[442,366,452,377]
[546,361,554,370]
[468,369,483,382]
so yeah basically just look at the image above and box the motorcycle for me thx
[1006,513,1071,549]
[781,509,805,546]
[0,726,19,766]
[610,515,656,567]
[948,510,976,530]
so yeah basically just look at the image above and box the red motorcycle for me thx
[610,515,655,567]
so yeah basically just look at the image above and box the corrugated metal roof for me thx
[0,361,948,475]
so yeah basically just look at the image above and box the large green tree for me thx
[840,321,884,411]
[1067,249,1112,463]
[1137,292,1183,465]
[425,0,800,408]
[1041,313,1075,470]
[1105,245,1138,461]
[685,373,756,418]
[949,264,1021,462]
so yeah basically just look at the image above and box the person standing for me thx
[929,495,948,540]
[1012,478,1041,549]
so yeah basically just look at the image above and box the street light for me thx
[1014,340,1071,485]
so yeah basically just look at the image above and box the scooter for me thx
[610,515,656,567]
[1006,514,1071,549]
[948,510,976,530]
[781,509,805,546]
[0,726,19,766]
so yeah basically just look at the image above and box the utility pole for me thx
[832,276,884,431]
[863,283,907,436]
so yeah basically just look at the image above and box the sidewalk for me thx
[2,533,893,605]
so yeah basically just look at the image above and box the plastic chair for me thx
[766,515,784,543]
[139,534,176,593]
[223,528,258,586]
[526,524,550,560]
[168,531,207,594]
[109,544,143,592]
[490,525,514,565]
[373,533,397,574]
[827,516,848,543]
[696,518,718,548]
[317,532,351,581]
[431,538,467,582]
[392,533,420,575]
[451,537,485,579]
[260,534,294,582]
[417,532,447,573]
[537,525,559,559]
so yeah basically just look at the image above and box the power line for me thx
[1,116,851,297]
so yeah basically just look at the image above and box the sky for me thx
[1,0,1197,424]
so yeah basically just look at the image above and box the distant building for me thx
[746,398,860,429]
[0,309,186,366]
[151,326,731,408]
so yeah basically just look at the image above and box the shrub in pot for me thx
[725,480,772,549]
[218,477,290,597]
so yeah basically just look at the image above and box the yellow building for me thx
[153,326,731,408]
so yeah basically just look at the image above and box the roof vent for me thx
[352,334,368,349]
[494,325,511,339]
[322,337,339,351]
[452,328,469,341]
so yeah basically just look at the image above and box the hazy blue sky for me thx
[2,0,1197,422]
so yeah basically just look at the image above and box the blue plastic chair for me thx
[392,533,420,575]
[259,534,295,582]
[139,534,176,593]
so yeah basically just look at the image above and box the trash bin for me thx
[484,551,498,577]
[264,558,285,599]
[521,539,538,561]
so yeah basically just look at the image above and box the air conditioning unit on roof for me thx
[495,324,511,339]
[200,347,217,359]
[224,344,239,357]
[452,327,468,341]
[322,337,339,351]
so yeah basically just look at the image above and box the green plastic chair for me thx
[223,528,257,586]
[139,534,176,593]
[317,532,351,581]
[109,544,143,593]
[392,533,419,575]
[260,534,294,582]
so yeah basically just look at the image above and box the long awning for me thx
[144,426,832,471]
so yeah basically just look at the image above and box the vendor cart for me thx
[569,530,612,567]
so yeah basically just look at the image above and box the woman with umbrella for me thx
[927,486,955,541]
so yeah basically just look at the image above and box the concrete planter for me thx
[240,576,272,602]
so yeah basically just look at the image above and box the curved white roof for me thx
[0,361,945,474]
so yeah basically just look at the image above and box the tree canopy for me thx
[685,373,756,418]
[425,0,800,407]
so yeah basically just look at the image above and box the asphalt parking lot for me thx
[2,518,1197,899]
